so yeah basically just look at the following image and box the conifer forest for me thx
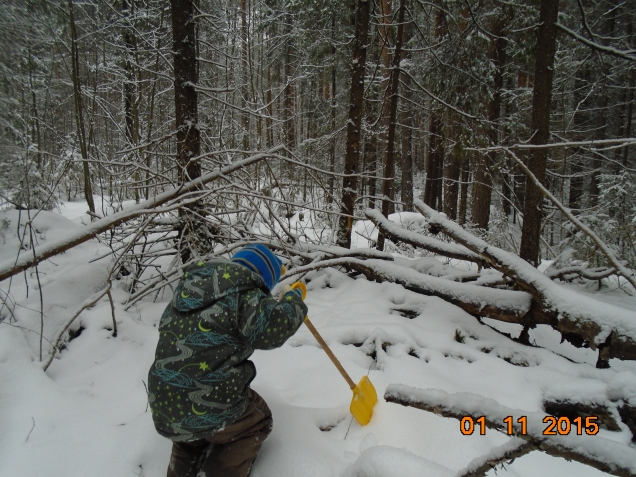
[2,0,636,475]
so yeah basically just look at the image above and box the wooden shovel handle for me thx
[304,316,356,390]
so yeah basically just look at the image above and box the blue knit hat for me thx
[231,244,283,290]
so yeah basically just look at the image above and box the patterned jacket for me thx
[148,258,307,441]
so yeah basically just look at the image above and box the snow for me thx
[1,201,635,477]
[385,385,636,473]
[416,200,636,348]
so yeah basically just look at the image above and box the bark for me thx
[519,0,559,266]
[423,115,443,209]
[472,19,507,229]
[366,133,378,209]
[385,385,636,477]
[68,0,95,215]
[122,0,140,202]
[240,0,250,150]
[377,0,408,251]
[458,154,469,225]
[400,24,414,212]
[171,0,202,262]
[336,0,371,248]
[327,14,337,204]
[416,199,636,361]
[443,131,460,220]
[283,12,295,164]
[378,0,392,139]
[400,116,414,211]
[171,0,200,183]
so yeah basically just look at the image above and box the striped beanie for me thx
[231,244,283,290]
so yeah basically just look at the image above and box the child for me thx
[148,244,308,477]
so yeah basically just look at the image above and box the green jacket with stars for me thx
[147,258,307,442]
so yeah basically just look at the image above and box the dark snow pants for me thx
[166,390,273,477]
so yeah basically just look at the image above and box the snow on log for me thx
[457,439,534,477]
[284,257,533,322]
[414,200,636,361]
[365,209,488,268]
[274,242,395,262]
[0,147,281,283]
[546,266,617,281]
[385,384,636,477]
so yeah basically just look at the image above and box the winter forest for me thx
[1,0,636,475]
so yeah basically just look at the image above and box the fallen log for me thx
[457,439,535,477]
[385,384,636,477]
[546,266,617,282]
[284,257,535,323]
[0,147,282,283]
[413,200,636,361]
[365,209,488,268]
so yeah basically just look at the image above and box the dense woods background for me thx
[3,3,636,473]
[2,0,635,271]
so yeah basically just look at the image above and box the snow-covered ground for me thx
[1,200,635,477]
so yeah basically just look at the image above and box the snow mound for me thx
[0,209,80,253]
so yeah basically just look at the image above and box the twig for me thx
[25,417,35,443]
[43,286,111,372]
[107,289,117,337]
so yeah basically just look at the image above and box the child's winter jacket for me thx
[148,258,307,442]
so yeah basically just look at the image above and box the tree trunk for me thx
[283,12,295,169]
[424,115,443,210]
[171,0,201,261]
[588,13,615,208]
[443,131,460,220]
[471,18,507,230]
[122,0,140,203]
[458,154,470,225]
[366,134,378,209]
[240,0,250,150]
[519,0,559,266]
[377,0,407,251]
[401,109,414,212]
[400,22,414,212]
[328,14,337,204]
[68,0,95,215]
[336,0,371,248]
[377,0,392,214]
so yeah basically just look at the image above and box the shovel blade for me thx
[350,376,378,426]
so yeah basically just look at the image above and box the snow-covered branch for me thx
[365,209,488,267]
[466,137,636,152]
[385,384,636,477]
[414,200,636,361]
[502,147,636,291]
[0,147,282,283]
[556,23,636,62]
[284,257,533,322]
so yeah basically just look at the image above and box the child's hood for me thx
[171,258,265,313]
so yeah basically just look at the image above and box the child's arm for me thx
[236,288,308,350]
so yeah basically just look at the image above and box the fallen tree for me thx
[385,384,636,477]
[413,200,636,362]
[364,209,488,268]
[284,257,535,322]
[0,147,283,283]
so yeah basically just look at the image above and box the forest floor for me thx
[0,199,635,477]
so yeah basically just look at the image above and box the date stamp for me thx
[460,415,600,436]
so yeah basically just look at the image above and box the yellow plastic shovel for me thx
[291,282,378,425]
